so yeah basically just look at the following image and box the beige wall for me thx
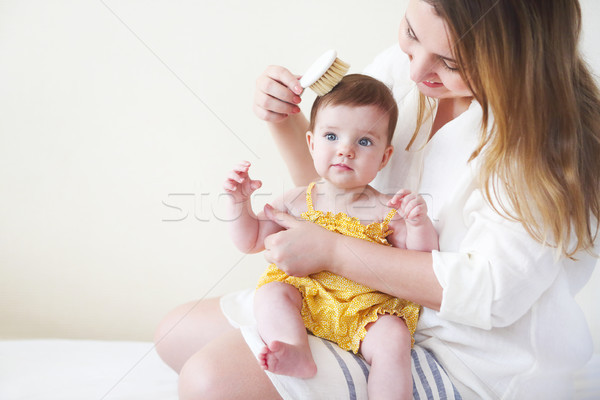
[1,0,599,347]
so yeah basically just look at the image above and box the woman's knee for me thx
[178,351,223,400]
[154,297,232,373]
[154,302,191,372]
[178,330,283,400]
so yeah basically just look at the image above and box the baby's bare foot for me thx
[257,340,317,378]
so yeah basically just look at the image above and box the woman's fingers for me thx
[253,91,300,118]
[263,203,297,229]
[262,65,303,97]
[256,74,302,106]
[262,204,335,277]
[253,65,303,122]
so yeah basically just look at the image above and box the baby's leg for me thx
[253,281,317,378]
[360,314,413,400]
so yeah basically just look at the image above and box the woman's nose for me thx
[408,50,436,83]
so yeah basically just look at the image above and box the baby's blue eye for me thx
[325,133,337,141]
[358,138,372,146]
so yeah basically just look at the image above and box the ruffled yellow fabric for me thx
[257,182,420,353]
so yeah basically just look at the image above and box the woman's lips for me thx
[422,80,443,88]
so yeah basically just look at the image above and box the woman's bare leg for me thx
[154,297,234,373]
[360,314,413,400]
[178,329,283,400]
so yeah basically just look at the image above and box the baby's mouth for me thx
[332,163,353,171]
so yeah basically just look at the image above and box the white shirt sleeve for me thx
[433,187,565,329]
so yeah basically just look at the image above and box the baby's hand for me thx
[223,161,262,203]
[388,189,428,226]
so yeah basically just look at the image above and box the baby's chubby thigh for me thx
[359,314,412,365]
[254,281,304,316]
[254,281,307,345]
[360,314,414,399]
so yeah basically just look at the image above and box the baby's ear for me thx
[306,131,315,153]
[379,145,394,170]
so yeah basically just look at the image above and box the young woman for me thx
[157,1,600,398]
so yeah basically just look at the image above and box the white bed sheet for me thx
[0,339,598,399]
[0,339,178,400]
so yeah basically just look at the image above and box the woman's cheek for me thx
[443,74,472,97]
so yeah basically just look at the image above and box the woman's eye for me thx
[325,133,337,141]
[358,138,372,146]
[406,27,416,41]
[441,59,459,72]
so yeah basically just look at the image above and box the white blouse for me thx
[366,45,597,399]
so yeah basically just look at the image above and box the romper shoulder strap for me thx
[382,208,397,225]
[305,182,316,212]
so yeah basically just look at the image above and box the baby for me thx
[224,74,438,399]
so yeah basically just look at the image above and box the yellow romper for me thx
[257,182,420,353]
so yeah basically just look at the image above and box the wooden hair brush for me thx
[299,50,350,96]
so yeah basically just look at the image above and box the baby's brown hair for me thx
[308,74,399,144]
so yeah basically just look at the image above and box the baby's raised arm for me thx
[223,161,285,253]
[387,189,439,252]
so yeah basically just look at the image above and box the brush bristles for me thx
[310,58,350,96]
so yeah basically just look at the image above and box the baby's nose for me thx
[337,143,355,158]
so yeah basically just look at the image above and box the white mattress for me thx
[0,340,178,400]
[0,339,598,399]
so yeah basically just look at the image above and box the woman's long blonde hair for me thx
[420,0,600,257]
